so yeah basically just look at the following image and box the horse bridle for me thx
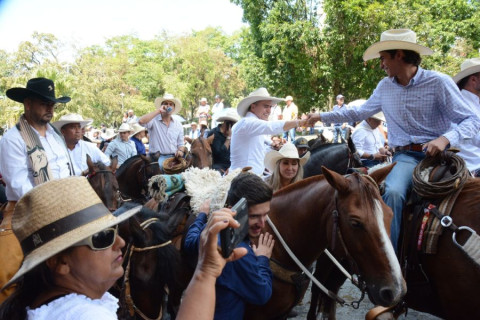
[85,169,123,210]
[121,218,172,320]
[138,161,160,200]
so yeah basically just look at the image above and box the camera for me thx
[220,197,249,258]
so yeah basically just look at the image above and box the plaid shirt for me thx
[321,67,480,148]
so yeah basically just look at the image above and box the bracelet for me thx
[226,137,231,140]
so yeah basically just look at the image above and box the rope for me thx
[412,152,469,199]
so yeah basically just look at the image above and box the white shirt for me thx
[104,137,136,166]
[282,102,298,121]
[268,105,282,121]
[69,140,111,175]
[351,120,384,156]
[230,112,286,175]
[211,102,225,127]
[144,115,184,154]
[27,292,118,320]
[0,124,71,201]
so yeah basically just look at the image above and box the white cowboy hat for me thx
[285,95,293,101]
[370,112,386,122]
[102,128,117,140]
[52,113,93,131]
[363,29,434,62]
[217,108,241,123]
[453,58,480,84]
[236,88,285,117]
[264,143,309,172]
[3,177,141,288]
[200,97,208,103]
[154,93,182,114]
[118,123,132,133]
[129,122,147,138]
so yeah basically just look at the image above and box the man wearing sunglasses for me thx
[0,77,73,302]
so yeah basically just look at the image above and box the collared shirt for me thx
[104,138,136,166]
[268,105,282,121]
[188,128,201,140]
[282,103,298,121]
[230,112,286,175]
[321,67,480,148]
[69,140,111,175]
[351,120,384,156]
[0,124,71,201]
[144,114,184,154]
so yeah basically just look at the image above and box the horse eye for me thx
[350,219,364,229]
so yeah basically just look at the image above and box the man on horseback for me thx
[138,93,186,171]
[183,173,275,320]
[230,88,308,175]
[0,78,73,302]
[52,113,111,175]
[307,29,480,253]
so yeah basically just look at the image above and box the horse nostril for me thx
[379,287,394,305]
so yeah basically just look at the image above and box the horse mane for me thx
[116,155,143,177]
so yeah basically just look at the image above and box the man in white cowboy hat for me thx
[104,123,136,167]
[138,93,186,170]
[282,95,298,142]
[211,94,225,128]
[207,108,241,173]
[230,88,308,175]
[185,121,201,144]
[351,112,391,168]
[129,122,147,155]
[0,77,74,302]
[53,113,111,175]
[127,109,138,124]
[196,97,211,122]
[451,58,480,176]
[307,29,480,253]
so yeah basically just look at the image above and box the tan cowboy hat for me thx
[163,157,188,174]
[236,88,285,117]
[118,123,131,133]
[102,128,117,140]
[129,122,147,138]
[370,112,386,122]
[52,113,93,131]
[154,93,182,114]
[200,97,208,103]
[264,143,309,172]
[3,177,141,288]
[217,108,240,123]
[363,29,434,62]
[453,58,480,84]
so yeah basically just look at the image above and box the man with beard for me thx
[0,77,73,302]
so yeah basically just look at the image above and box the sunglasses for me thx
[74,226,118,251]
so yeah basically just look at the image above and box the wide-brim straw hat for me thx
[363,29,434,61]
[129,122,147,138]
[6,77,71,104]
[52,113,93,131]
[370,112,386,122]
[264,143,309,172]
[453,58,480,83]
[3,177,141,289]
[118,123,131,133]
[217,108,241,123]
[163,157,188,174]
[154,93,182,114]
[236,88,285,117]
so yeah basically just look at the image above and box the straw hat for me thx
[6,77,71,104]
[453,58,480,84]
[102,128,117,140]
[264,143,309,172]
[154,93,182,114]
[163,157,188,174]
[3,177,141,288]
[129,122,147,138]
[118,123,131,133]
[52,113,93,131]
[363,29,434,62]
[217,108,240,123]
[236,88,285,117]
[285,95,293,101]
[370,112,386,122]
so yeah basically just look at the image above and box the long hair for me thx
[265,159,304,192]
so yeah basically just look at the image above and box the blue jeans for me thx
[152,153,175,171]
[361,159,382,168]
[333,126,345,143]
[382,151,425,253]
[283,127,296,142]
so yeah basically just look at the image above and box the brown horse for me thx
[244,165,406,319]
[188,135,213,169]
[84,155,119,211]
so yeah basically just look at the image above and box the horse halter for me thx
[122,218,172,320]
[85,169,122,211]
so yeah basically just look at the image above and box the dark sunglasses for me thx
[74,226,118,251]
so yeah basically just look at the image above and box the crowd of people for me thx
[0,27,479,319]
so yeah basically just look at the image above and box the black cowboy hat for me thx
[6,77,71,104]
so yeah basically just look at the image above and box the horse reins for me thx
[122,217,172,320]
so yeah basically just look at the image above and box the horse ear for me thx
[322,166,350,193]
[207,133,214,145]
[110,156,118,171]
[140,154,150,163]
[369,162,396,185]
[86,154,94,173]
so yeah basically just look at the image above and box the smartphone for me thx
[220,197,249,258]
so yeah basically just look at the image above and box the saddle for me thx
[158,192,192,250]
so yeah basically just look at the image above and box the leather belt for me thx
[394,143,424,153]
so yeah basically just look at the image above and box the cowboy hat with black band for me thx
[6,77,71,104]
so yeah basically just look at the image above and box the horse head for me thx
[189,136,213,169]
[321,164,406,307]
[85,155,119,211]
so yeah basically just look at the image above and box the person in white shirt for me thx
[196,97,211,122]
[229,88,307,175]
[452,58,480,176]
[211,95,225,128]
[185,122,201,144]
[52,114,111,175]
[268,103,282,122]
[351,112,391,167]
[282,96,298,142]
[0,77,73,302]
[104,123,136,167]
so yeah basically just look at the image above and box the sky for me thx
[0,0,247,59]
